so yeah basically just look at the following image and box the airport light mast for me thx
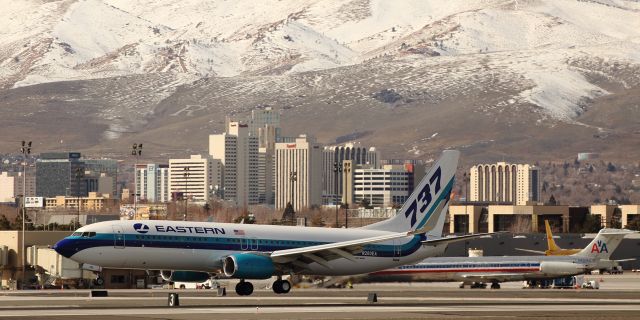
[183,167,190,221]
[131,143,142,218]
[75,167,84,230]
[333,162,341,227]
[20,140,31,289]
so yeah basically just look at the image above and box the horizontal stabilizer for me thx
[514,248,546,255]
[421,232,496,246]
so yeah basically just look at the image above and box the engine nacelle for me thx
[160,270,210,282]
[223,253,275,279]
[539,261,586,276]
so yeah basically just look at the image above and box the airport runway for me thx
[1,274,640,319]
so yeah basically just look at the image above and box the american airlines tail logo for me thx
[133,223,150,234]
[591,240,608,254]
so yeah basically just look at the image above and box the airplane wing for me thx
[269,231,414,268]
[421,232,497,246]
[514,248,546,255]
[460,273,528,282]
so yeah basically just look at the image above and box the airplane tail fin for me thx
[573,228,636,260]
[362,150,460,233]
[545,220,561,252]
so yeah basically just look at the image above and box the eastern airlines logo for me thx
[133,223,226,235]
[591,240,608,253]
[133,223,150,234]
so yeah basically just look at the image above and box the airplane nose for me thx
[53,238,76,259]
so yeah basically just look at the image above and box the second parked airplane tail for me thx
[545,220,562,252]
[363,150,460,234]
[574,228,636,260]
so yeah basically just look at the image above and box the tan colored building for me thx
[168,155,213,204]
[488,205,569,233]
[449,205,486,234]
[209,121,259,207]
[322,143,380,206]
[349,163,414,208]
[590,204,619,228]
[0,171,36,203]
[620,205,640,228]
[275,135,323,211]
[470,162,540,205]
[44,192,117,211]
[448,204,570,233]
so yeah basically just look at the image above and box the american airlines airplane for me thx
[371,228,637,289]
[54,150,485,296]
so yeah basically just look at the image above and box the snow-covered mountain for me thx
[1,0,639,159]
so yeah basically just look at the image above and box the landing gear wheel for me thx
[280,280,291,293]
[235,281,254,296]
[491,282,501,289]
[94,276,104,286]
[272,280,283,294]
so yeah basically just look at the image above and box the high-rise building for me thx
[135,164,170,203]
[348,164,414,208]
[248,107,281,148]
[258,147,275,205]
[83,159,118,197]
[0,171,35,202]
[322,143,380,205]
[470,162,540,205]
[209,121,259,207]
[168,155,213,203]
[275,135,323,211]
[36,152,85,197]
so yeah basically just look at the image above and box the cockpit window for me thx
[80,232,97,238]
[71,232,82,237]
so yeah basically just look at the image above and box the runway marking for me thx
[1,296,640,303]
[2,304,640,317]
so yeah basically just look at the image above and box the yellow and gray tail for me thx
[545,220,561,252]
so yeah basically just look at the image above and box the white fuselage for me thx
[371,256,596,282]
[55,220,447,276]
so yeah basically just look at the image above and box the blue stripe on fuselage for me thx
[55,232,426,259]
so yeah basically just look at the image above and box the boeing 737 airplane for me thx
[371,228,636,289]
[54,150,487,296]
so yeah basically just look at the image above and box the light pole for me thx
[75,167,84,230]
[289,171,297,214]
[20,140,31,289]
[343,164,351,229]
[183,167,190,221]
[131,143,142,218]
[333,162,341,227]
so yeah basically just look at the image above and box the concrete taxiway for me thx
[1,274,640,319]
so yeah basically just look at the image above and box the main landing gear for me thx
[234,277,292,296]
[490,282,501,289]
[235,280,254,296]
[272,277,291,294]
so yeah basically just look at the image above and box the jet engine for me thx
[160,270,210,282]
[539,261,586,276]
[223,253,275,279]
